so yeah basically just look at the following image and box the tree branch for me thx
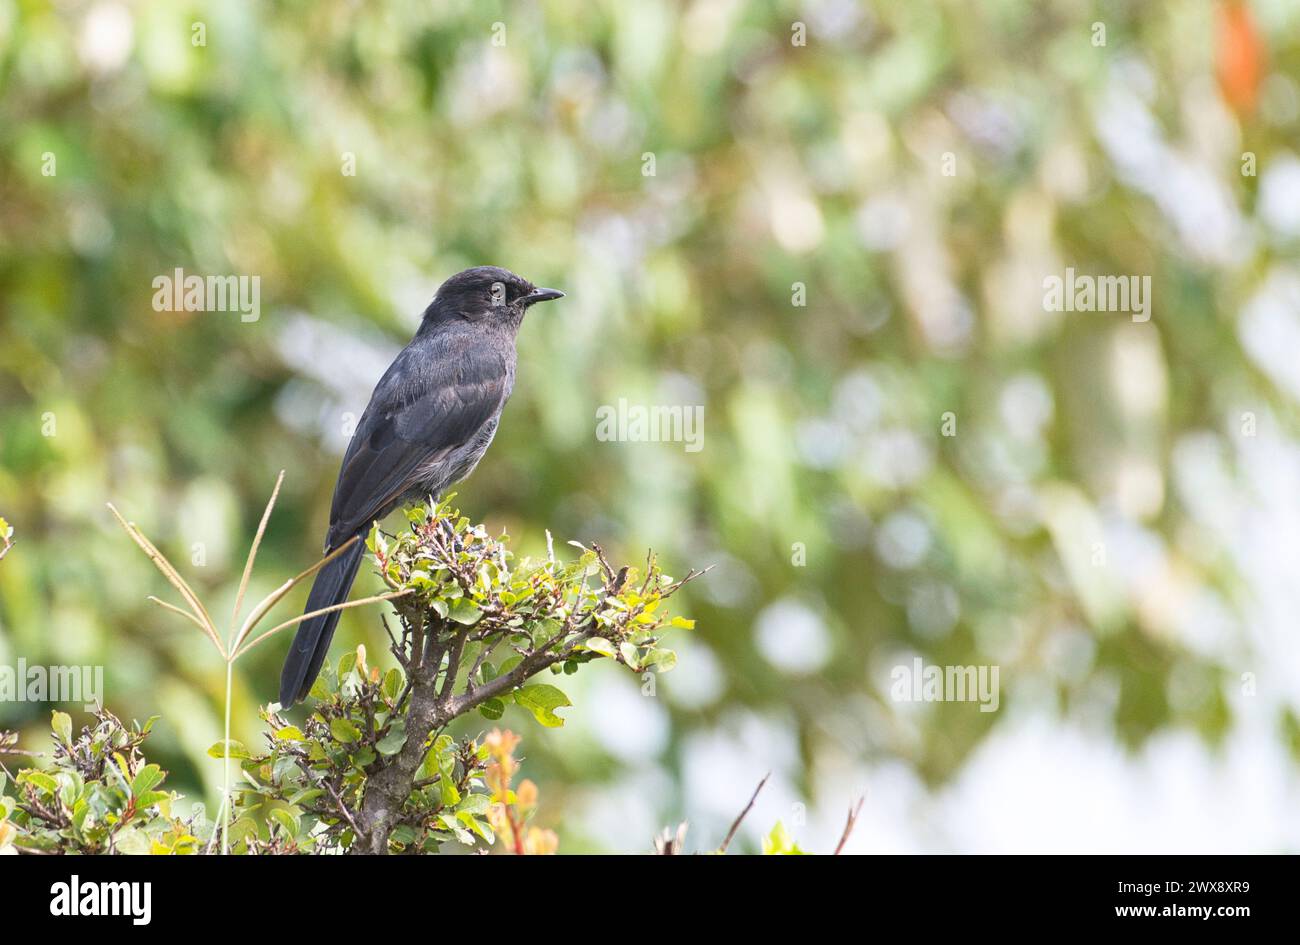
[718,773,769,854]
[833,796,865,855]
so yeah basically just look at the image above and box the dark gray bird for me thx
[279,266,563,706]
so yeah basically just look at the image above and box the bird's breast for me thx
[410,415,501,499]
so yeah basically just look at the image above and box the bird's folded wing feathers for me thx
[324,335,509,547]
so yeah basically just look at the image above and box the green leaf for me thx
[514,684,572,728]
[309,674,333,701]
[114,826,151,855]
[448,598,483,625]
[135,790,171,809]
[382,668,404,702]
[19,771,58,795]
[58,771,83,807]
[51,711,73,745]
[439,777,461,808]
[376,721,407,756]
[433,735,460,806]
[438,812,475,845]
[274,726,305,742]
[207,739,251,760]
[457,793,491,815]
[457,809,494,844]
[268,807,301,837]
[112,752,133,783]
[330,718,362,744]
[478,698,505,720]
[130,764,164,797]
[643,648,677,672]
[336,654,355,686]
[288,788,323,806]
[584,637,616,658]
[669,616,695,630]
[417,746,439,782]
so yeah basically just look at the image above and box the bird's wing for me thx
[324,331,510,548]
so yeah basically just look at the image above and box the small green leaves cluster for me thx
[0,710,203,855]
[375,496,696,726]
[217,651,496,854]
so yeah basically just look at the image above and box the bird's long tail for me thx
[279,539,365,706]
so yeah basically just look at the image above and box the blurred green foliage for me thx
[2,0,1299,852]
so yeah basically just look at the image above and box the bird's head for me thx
[422,266,564,329]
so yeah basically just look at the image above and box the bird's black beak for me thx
[523,287,565,306]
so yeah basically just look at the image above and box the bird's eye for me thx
[490,282,506,303]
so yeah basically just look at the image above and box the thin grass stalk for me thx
[230,535,362,655]
[107,504,224,658]
[235,589,411,660]
[222,658,233,855]
[231,470,285,631]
